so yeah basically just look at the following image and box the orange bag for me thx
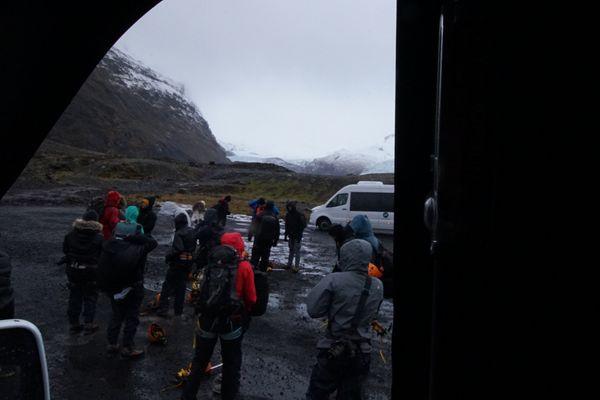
[368,263,383,278]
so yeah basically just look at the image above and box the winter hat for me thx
[83,210,99,221]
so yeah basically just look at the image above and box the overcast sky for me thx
[115,0,396,159]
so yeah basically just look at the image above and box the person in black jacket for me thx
[138,196,157,236]
[98,225,157,358]
[157,213,197,317]
[62,210,103,334]
[0,243,14,320]
[284,201,307,272]
[212,195,231,227]
[250,201,280,272]
[193,208,224,271]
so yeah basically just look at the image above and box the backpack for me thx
[194,245,243,319]
[97,240,145,293]
[249,270,269,317]
[378,245,394,299]
[255,214,279,243]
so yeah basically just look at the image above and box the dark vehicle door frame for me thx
[1,1,575,400]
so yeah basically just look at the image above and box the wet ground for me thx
[0,204,393,399]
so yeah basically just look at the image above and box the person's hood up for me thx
[144,196,156,209]
[73,218,103,233]
[286,201,297,213]
[174,212,189,230]
[349,214,380,250]
[220,232,245,257]
[105,191,121,208]
[338,239,372,274]
[203,208,218,225]
[125,205,139,223]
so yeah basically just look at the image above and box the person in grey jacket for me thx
[305,238,384,399]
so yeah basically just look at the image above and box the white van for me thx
[309,181,394,234]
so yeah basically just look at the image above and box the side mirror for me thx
[0,319,50,399]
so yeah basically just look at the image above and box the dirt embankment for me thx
[4,139,394,215]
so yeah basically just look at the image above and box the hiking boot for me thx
[83,323,99,335]
[106,344,120,354]
[69,323,83,334]
[266,266,273,273]
[291,266,300,273]
[121,346,145,359]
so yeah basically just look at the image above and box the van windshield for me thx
[327,193,349,207]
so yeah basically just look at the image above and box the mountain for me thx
[220,142,305,172]
[222,135,394,175]
[47,48,229,164]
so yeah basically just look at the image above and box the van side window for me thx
[350,192,394,212]
[327,193,349,208]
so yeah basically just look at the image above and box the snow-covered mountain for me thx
[221,134,394,175]
[47,48,229,163]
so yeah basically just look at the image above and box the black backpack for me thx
[378,245,394,299]
[194,245,243,319]
[97,240,145,293]
[256,214,279,243]
[249,269,269,317]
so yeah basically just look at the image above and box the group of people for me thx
[0,189,392,399]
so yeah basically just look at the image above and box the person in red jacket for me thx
[182,232,256,400]
[99,191,123,240]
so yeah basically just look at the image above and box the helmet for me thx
[148,322,167,345]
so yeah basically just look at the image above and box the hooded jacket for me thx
[0,249,14,311]
[306,239,383,351]
[113,206,144,238]
[100,191,122,240]
[284,203,307,239]
[98,232,157,292]
[137,196,157,235]
[166,213,197,268]
[254,206,280,246]
[349,215,381,254]
[62,218,104,283]
[219,232,257,311]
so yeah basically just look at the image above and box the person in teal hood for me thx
[113,206,144,238]
[349,215,381,255]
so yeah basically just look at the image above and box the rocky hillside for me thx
[47,48,229,164]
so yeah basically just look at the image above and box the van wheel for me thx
[316,217,332,231]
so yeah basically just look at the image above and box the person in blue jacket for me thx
[247,198,265,241]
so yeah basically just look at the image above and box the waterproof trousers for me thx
[287,237,302,269]
[250,243,271,272]
[67,281,98,325]
[106,284,144,347]
[158,266,188,315]
[181,328,243,400]
[306,349,371,400]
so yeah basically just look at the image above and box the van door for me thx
[324,192,350,225]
